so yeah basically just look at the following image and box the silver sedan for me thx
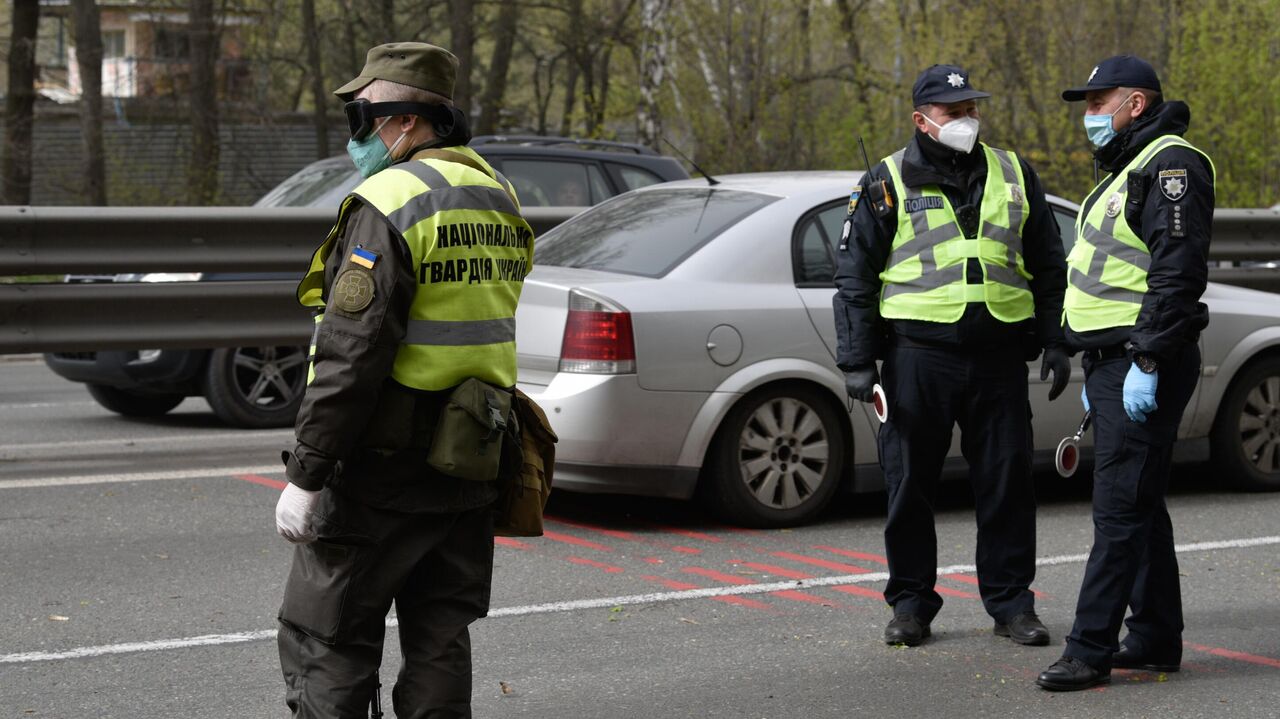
[516,172,1280,526]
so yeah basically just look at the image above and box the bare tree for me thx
[3,0,39,205]
[379,0,395,43]
[71,0,107,205]
[448,0,475,110]
[475,1,520,135]
[301,0,329,159]
[636,0,671,149]
[188,0,220,204]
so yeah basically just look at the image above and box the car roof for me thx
[648,171,863,199]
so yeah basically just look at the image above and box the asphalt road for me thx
[2,356,1278,719]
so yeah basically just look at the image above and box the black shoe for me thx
[1113,644,1180,673]
[884,614,930,646]
[994,612,1051,646]
[1036,657,1111,691]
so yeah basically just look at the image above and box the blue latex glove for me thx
[1122,363,1158,423]
[1081,384,1090,413]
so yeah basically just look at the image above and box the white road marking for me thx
[0,466,283,489]
[2,534,1277,665]
[4,400,99,409]
[0,430,291,454]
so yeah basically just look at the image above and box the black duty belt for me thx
[1082,344,1129,362]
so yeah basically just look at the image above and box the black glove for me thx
[843,366,879,403]
[1040,346,1072,401]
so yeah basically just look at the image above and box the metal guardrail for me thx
[0,206,1277,354]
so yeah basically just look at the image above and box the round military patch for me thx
[1105,193,1123,218]
[333,268,374,313]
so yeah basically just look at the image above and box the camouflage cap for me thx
[333,42,459,100]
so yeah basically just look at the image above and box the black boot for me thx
[1036,657,1110,691]
[884,614,930,646]
[994,612,1050,646]
[1113,643,1180,672]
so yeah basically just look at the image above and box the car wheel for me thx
[702,385,846,527]
[202,345,307,429]
[1211,355,1280,491]
[86,384,184,417]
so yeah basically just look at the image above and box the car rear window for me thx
[535,188,778,277]
[255,163,359,208]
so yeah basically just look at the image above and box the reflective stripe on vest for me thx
[297,145,533,391]
[1063,134,1215,332]
[879,143,1034,323]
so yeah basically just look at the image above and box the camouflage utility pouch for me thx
[494,389,558,537]
[426,378,513,481]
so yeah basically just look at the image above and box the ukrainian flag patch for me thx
[349,246,378,269]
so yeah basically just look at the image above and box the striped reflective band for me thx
[386,185,521,236]
[404,317,516,346]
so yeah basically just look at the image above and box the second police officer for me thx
[1037,55,1216,691]
[833,65,1069,647]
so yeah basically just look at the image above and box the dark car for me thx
[43,137,690,428]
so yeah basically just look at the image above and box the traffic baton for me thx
[872,383,888,423]
[1054,410,1093,478]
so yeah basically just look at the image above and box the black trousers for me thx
[278,489,494,719]
[1063,344,1200,669]
[878,344,1037,624]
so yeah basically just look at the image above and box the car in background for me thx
[42,137,690,428]
[515,172,1280,527]
[256,135,690,209]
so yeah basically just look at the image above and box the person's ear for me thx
[398,114,417,134]
[912,110,928,134]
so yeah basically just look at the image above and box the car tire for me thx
[202,345,307,429]
[701,384,847,528]
[1211,355,1280,491]
[86,384,184,417]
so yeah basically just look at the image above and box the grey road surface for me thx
[2,357,1278,719]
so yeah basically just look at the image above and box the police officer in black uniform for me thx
[834,65,1069,647]
[1037,56,1216,691]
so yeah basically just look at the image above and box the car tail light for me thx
[559,289,636,374]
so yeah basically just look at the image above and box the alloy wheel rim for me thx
[232,346,307,409]
[1239,375,1280,474]
[737,397,830,510]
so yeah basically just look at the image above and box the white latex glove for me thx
[275,483,321,543]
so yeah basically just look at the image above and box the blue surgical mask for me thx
[1083,93,1136,148]
[346,117,409,178]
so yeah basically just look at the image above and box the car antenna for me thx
[661,136,719,186]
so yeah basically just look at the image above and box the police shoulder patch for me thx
[1158,169,1188,201]
[333,267,375,313]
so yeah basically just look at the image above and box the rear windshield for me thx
[255,162,359,208]
[534,188,777,277]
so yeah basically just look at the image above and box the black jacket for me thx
[833,131,1067,370]
[1064,101,1214,361]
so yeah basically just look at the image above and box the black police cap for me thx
[911,64,990,106]
[1062,55,1162,101]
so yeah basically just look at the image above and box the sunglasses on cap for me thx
[343,98,451,141]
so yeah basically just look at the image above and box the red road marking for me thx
[1185,642,1280,669]
[771,551,872,574]
[566,556,625,573]
[541,530,613,552]
[935,586,980,599]
[813,546,888,564]
[832,585,884,600]
[671,545,702,554]
[232,474,286,490]
[682,567,835,607]
[730,560,813,581]
[639,575,771,609]
[649,526,723,543]
[494,537,530,549]
[642,557,664,564]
